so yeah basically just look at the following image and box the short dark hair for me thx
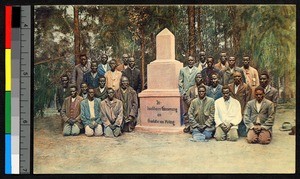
[80,82,88,87]
[69,85,77,90]
[80,53,87,58]
[98,75,106,80]
[107,87,115,92]
[222,85,230,91]
[255,86,265,93]
[211,72,219,78]
[198,85,206,91]
[260,71,270,79]
[207,56,214,62]
[110,59,116,63]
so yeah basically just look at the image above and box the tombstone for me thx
[136,28,184,133]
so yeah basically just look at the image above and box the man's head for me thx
[61,74,69,87]
[107,88,115,101]
[222,85,230,101]
[91,62,98,73]
[128,57,136,69]
[122,54,130,66]
[220,52,227,64]
[101,54,108,65]
[70,85,78,98]
[228,56,236,68]
[188,56,195,68]
[109,59,117,71]
[259,71,270,88]
[198,85,206,99]
[233,71,242,86]
[207,56,214,68]
[255,86,265,103]
[80,54,87,66]
[120,76,129,90]
[80,82,88,94]
[211,73,219,88]
[242,55,250,69]
[195,72,203,86]
[199,51,206,63]
[98,76,106,88]
[87,88,95,101]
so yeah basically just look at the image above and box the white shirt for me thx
[99,87,105,93]
[256,101,262,112]
[91,72,97,78]
[71,97,76,103]
[102,64,108,72]
[234,84,239,94]
[88,100,95,119]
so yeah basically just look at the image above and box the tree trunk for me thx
[196,6,203,51]
[141,29,145,90]
[228,6,240,55]
[74,6,80,65]
[188,6,196,57]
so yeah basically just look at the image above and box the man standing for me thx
[195,51,207,71]
[72,54,91,92]
[116,53,130,72]
[259,72,279,111]
[56,74,70,113]
[94,76,108,100]
[241,55,260,97]
[179,56,201,128]
[80,88,103,137]
[83,61,101,89]
[188,85,215,139]
[214,86,242,141]
[206,73,223,101]
[115,76,138,132]
[100,88,123,137]
[215,52,229,71]
[105,59,123,91]
[122,57,142,93]
[221,56,246,86]
[79,82,88,99]
[60,85,83,136]
[201,56,221,86]
[228,71,252,137]
[244,86,275,144]
[97,54,110,76]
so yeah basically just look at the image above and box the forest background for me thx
[34,5,296,117]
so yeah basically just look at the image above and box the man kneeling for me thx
[100,88,123,137]
[81,88,103,137]
[244,86,275,144]
[188,85,215,139]
[61,85,83,136]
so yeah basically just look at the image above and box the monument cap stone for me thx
[156,28,175,61]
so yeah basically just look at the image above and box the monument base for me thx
[135,125,184,134]
[138,89,183,133]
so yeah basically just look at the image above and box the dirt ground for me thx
[33,102,296,174]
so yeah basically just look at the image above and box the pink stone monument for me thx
[136,28,184,133]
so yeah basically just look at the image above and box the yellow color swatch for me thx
[5,49,11,91]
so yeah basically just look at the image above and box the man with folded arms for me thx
[243,86,275,144]
[214,85,242,141]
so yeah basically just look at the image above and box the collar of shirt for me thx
[265,85,271,93]
[71,97,76,102]
[121,88,127,93]
[199,96,207,102]
[99,87,105,93]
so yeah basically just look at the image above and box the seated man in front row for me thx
[60,85,83,136]
[80,88,103,137]
[243,86,275,144]
[188,85,215,139]
[214,85,242,141]
[100,88,123,137]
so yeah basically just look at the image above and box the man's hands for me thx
[197,125,207,133]
[68,118,76,125]
[253,125,262,134]
[109,124,117,130]
[220,123,233,133]
[89,121,98,129]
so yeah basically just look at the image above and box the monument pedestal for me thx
[136,28,184,133]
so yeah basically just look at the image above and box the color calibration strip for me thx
[5,5,12,174]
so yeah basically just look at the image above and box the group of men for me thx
[56,53,142,137]
[179,51,278,145]
[56,50,278,144]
